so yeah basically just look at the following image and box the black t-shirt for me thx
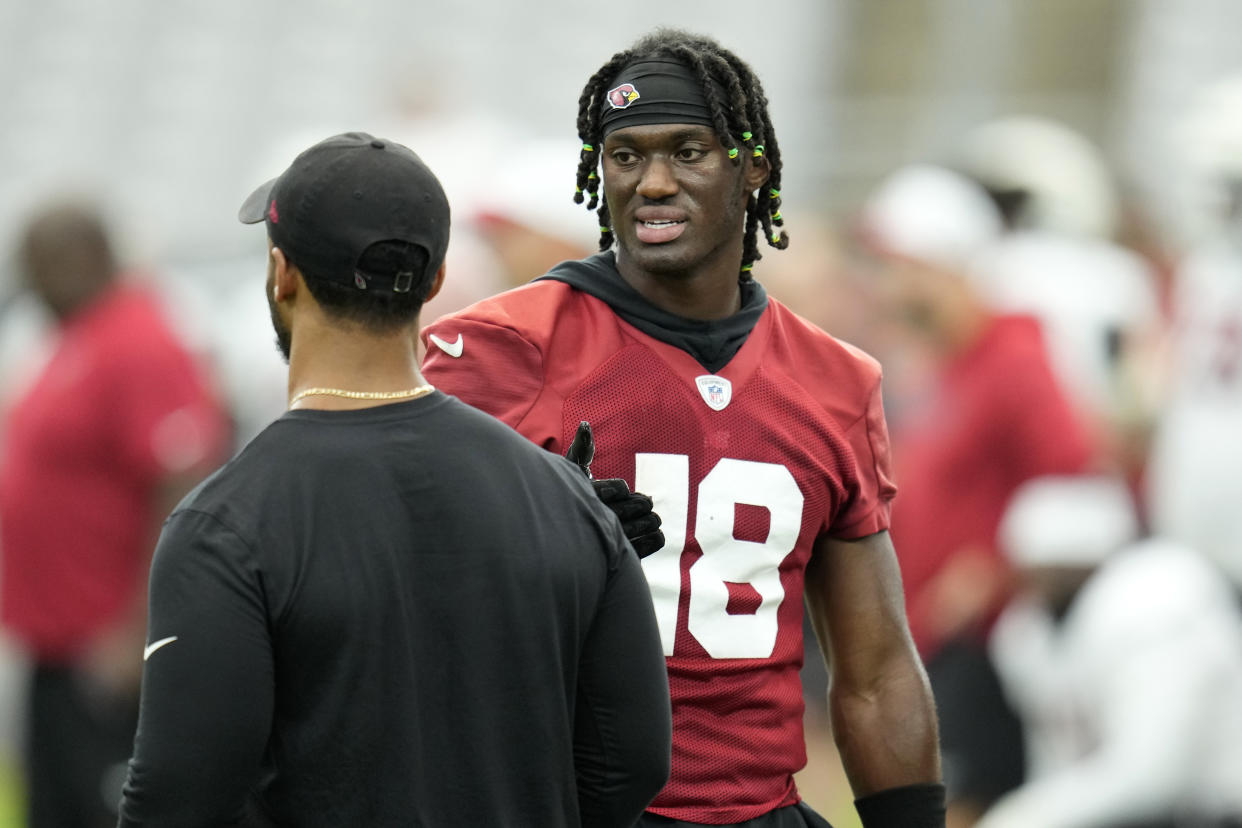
[118,392,671,828]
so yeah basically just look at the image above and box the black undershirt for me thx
[537,251,768,374]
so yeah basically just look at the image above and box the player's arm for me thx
[806,529,946,828]
[573,526,672,827]
[117,510,273,828]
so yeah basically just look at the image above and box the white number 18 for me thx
[635,454,803,659]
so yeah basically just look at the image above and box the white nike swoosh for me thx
[143,636,178,661]
[429,332,464,358]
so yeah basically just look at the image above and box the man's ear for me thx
[423,263,447,303]
[271,247,301,302]
[746,155,771,193]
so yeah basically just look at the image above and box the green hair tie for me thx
[752,145,765,158]
[728,147,739,159]
[599,226,610,233]
[741,131,753,141]
[772,210,782,222]
[740,263,754,272]
[770,188,781,197]
[582,143,594,152]
[575,186,583,194]
[587,172,597,180]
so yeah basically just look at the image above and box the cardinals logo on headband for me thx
[607,83,640,109]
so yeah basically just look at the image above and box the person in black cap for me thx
[116,132,672,828]
[422,30,945,828]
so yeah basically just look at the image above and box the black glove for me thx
[566,421,665,558]
[565,421,596,477]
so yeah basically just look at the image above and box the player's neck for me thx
[615,249,743,321]
[286,315,426,410]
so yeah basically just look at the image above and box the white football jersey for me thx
[985,540,1242,827]
[973,230,1160,421]
[1147,239,1242,587]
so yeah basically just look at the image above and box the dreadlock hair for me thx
[573,29,788,280]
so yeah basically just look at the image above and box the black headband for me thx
[599,58,724,136]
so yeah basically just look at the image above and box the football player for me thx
[1147,74,1242,596]
[422,29,943,828]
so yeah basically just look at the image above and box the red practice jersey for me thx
[0,283,226,661]
[421,278,895,824]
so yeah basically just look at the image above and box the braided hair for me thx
[573,29,788,279]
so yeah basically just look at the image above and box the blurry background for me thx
[3,0,1240,267]
[3,1,1242,826]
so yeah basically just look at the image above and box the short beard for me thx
[267,287,291,364]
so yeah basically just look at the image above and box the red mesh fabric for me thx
[424,287,893,823]
[560,346,852,823]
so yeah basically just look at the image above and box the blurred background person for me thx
[950,117,1164,486]
[983,475,1242,828]
[1144,73,1242,598]
[467,137,600,294]
[756,213,875,350]
[0,202,227,828]
[854,164,1096,827]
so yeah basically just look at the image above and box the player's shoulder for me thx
[424,280,586,348]
[1069,539,1240,651]
[1089,540,1228,614]
[167,430,270,524]
[152,461,259,571]
[167,407,330,535]
[763,297,883,389]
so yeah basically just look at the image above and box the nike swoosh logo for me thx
[143,636,178,661]
[429,333,464,358]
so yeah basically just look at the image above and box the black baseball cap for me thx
[238,132,450,293]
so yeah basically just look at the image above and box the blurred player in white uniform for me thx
[1146,76,1242,594]
[982,476,1242,828]
[954,118,1162,461]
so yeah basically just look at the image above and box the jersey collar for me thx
[536,251,768,373]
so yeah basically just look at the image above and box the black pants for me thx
[639,801,833,828]
[26,662,138,828]
[926,636,1025,808]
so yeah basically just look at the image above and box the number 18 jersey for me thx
[421,260,896,824]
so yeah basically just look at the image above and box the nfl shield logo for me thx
[695,375,733,411]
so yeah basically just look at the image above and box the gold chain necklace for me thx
[290,384,434,408]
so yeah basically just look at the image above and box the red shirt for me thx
[0,284,226,661]
[422,280,895,824]
[889,314,1093,658]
